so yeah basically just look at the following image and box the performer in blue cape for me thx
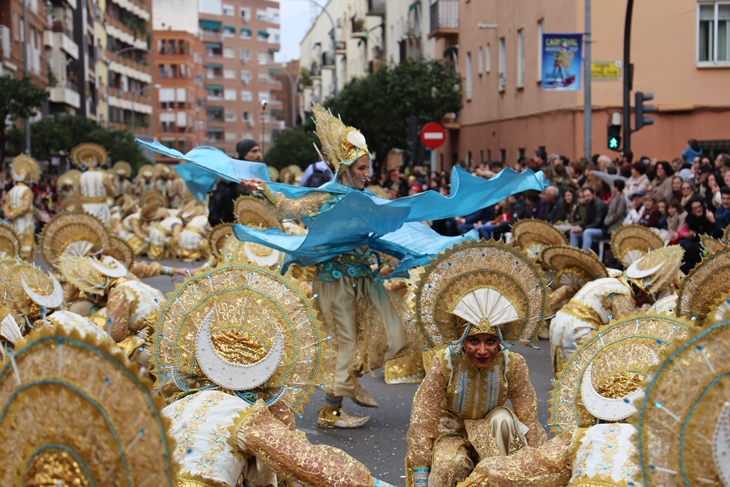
[138,105,544,428]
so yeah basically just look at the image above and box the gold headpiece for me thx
[511,219,569,259]
[39,211,111,270]
[140,202,167,221]
[413,240,549,349]
[112,160,132,178]
[2,263,64,323]
[58,196,81,212]
[155,163,172,176]
[234,195,283,230]
[632,321,730,487]
[268,165,280,182]
[136,164,158,181]
[69,142,108,168]
[138,189,168,210]
[701,234,726,256]
[312,104,370,176]
[10,154,40,183]
[208,223,234,256]
[610,224,665,269]
[540,245,608,290]
[59,168,81,189]
[59,256,108,295]
[0,222,21,259]
[153,265,325,414]
[625,245,683,297]
[0,326,177,486]
[549,312,694,434]
[676,245,730,325]
[103,236,135,269]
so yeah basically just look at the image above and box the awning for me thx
[409,1,420,11]
[443,46,458,58]
[240,27,252,36]
[269,69,280,75]
[206,85,223,90]
[268,48,279,53]
[207,106,223,112]
[200,20,221,30]
[205,63,222,69]
[205,42,221,49]
[207,127,224,133]
[258,30,270,38]
[223,25,235,33]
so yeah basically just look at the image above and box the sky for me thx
[275,0,318,63]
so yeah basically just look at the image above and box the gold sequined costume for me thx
[71,143,115,225]
[406,240,550,487]
[5,155,40,260]
[177,202,210,261]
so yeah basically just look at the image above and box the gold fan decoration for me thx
[39,211,111,269]
[540,245,608,291]
[234,195,283,230]
[548,312,693,434]
[59,256,108,296]
[103,235,135,269]
[3,263,63,322]
[220,233,283,268]
[58,196,82,212]
[0,222,21,259]
[724,225,730,242]
[632,321,730,487]
[625,245,683,297]
[701,234,725,255]
[138,189,168,210]
[676,246,730,325]
[0,326,177,486]
[412,239,549,349]
[10,154,41,183]
[112,161,132,178]
[208,223,234,256]
[511,219,569,259]
[610,224,665,268]
[69,142,108,168]
[153,264,325,414]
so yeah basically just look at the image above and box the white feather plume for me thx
[346,130,368,151]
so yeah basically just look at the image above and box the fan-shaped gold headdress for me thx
[112,161,132,178]
[0,222,21,259]
[10,154,40,183]
[511,219,569,259]
[208,223,234,256]
[153,265,325,414]
[69,143,108,168]
[59,169,82,189]
[138,189,167,210]
[312,104,369,176]
[540,245,608,291]
[549,312,693,434]
[610,224,665,268]
[103,235,135,269]
[136,164,157,181]
[39,211,111,269]
[625,245,683,297]
[676,246,730,325]
[632,321,730,487]
[0,326,177,486]
[234,195,283,229]
[3,263,64,322]
[413,240,549,349]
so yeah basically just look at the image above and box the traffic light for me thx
[607,124,621,151]
[635,91,655,131]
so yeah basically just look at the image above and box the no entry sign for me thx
[420,122,446,149]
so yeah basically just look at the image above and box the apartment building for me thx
[43,0,82,114]
[97,0,153,135]
[198,0,281,156]
[432,0,730,168]
[0,0,49,85]
[299,0,384,109]
[384,0,435,64]
[273,59,300,128]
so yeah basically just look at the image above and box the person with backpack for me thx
[300,160,333,187]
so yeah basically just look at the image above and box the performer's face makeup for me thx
[346,155,370,190]
[463,333,500,369]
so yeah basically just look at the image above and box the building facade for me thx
[198,0,281,156]
[384,0,435,64]
[0,0,49,85]
[433,0,730,169]
[43,0,82,114]
[274,58,300,128]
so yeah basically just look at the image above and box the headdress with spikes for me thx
[312,104,370,177]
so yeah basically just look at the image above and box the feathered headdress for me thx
[312,104,369,176]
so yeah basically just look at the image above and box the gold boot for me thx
[317,405,369,429]
[352,385,378,408]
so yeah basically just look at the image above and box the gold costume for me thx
[6,155,40,260]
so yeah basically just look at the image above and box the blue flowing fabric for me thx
[139,139,545,276]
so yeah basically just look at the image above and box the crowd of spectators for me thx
[421,140,730,274]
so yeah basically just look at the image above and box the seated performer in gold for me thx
[405,240,550,487]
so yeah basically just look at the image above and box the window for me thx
[159,88,175,109]
[257,9,267,21]
[258,71,268,83]
[207,86,223,99]
[223,26,235,38]
[224,46,234,58]
[160,113,175,133]
[244,132,253,140]
[240,70,251,84]
[241,90,253,101]
[157,39,166,54]
[518,148,525,159]
[225,110,236,122]
[498,37,506,92]
[500,149,506,163]
[224,67,235,79]
[242,111,253,124]
[13,12,19,41]
[698,2,730,64]
[240,7,251,22]
[257,30,269,42]
[240,28,252,40]
[258,50,269,64]
[537,19,545,81]
[240,49,250,63]
[271,10,280,24]
[517,29,525,88]
[258,91,269,102]
[465,52,473,100]
[485,43,491,73]
[179,64,187,78]
[222,4,234,16]
[224,89,236,101]
[225,131,237,143]
[477,46,483,74]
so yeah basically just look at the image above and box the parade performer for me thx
[112,160,133,198]
[154,264,396,487]
[155,163,171,197]
[167,166,190,208]
[116,200,149,256]
[71,142,115,225]
[144,202,181,259]
[405,240,550,487]
[176,199,210,261]
[550,246,683,372]
[58,168,81,200]
[135,164,157,194]
[138,105,545,426]
[4,154,39,260]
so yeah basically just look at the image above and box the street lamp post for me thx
[308,0,338,99]
[131,83,161,136]
[106,46,147,128]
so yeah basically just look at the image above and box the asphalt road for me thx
[124,258,555,486]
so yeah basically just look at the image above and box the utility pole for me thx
[622,0,635,153]
[22,0,30,155]
[583,0,592,159]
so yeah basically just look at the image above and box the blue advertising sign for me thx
[541,33,583,91]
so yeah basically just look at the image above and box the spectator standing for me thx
[656,200,669,230]
[624,162,651,198]
[651,161,675,202]
[714,187,730,237]
[638,194,660,228]
[682,139,703,164]
[679,196,716,273]
[569,187,608,252]
[543,186,565,223]
[208,139,261,226]
[604,180,628,236]
[716,153,730,173]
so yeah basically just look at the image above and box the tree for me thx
[7,115,149,173]
[0,76,49,165]
[264,126,320,171]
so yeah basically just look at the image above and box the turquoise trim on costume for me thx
[22,444,95,487]
[0,336,174,486]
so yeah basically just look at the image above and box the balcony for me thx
[336,40,347,55]
[321,52,335,68]
[429,0,459,39]
[49,85,81,109]
[44,31,80,60]
[367,0,386,16]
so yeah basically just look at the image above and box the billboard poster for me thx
[541,33,583,91]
